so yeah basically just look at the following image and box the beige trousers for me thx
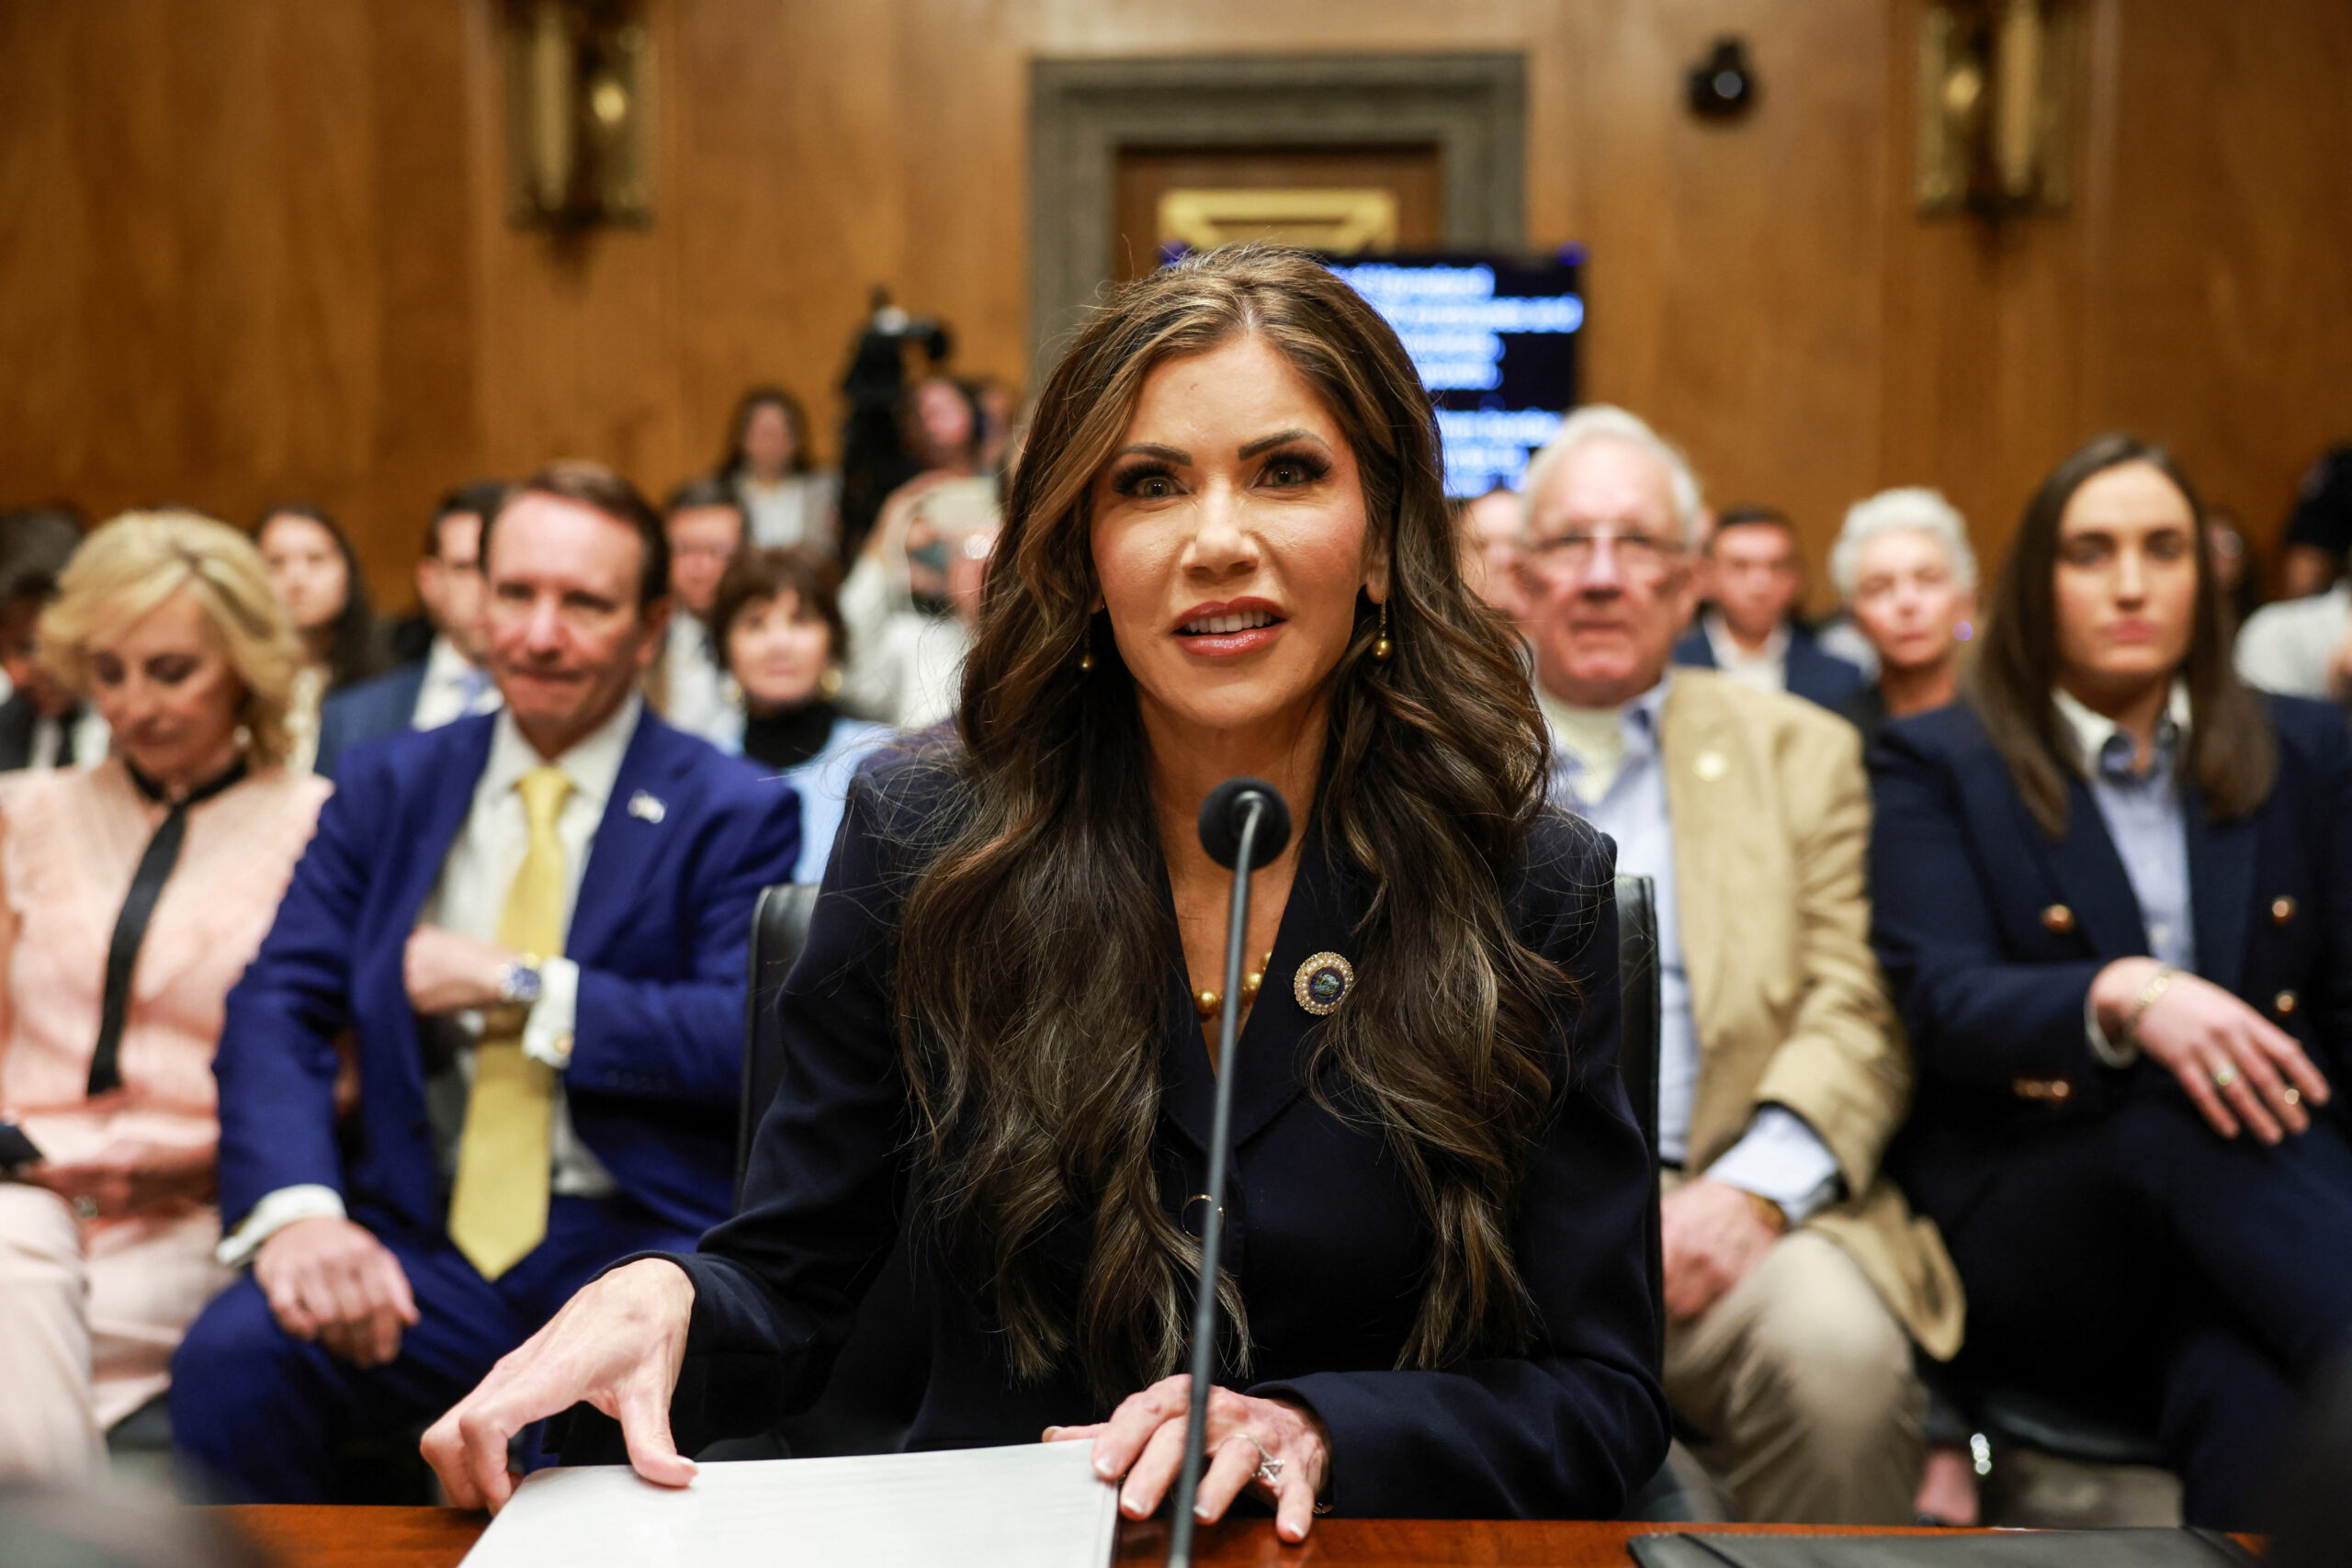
[1663,1227,1925,1524]
[0,1184,230,1483]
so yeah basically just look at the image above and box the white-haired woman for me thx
[0,513,332,1481]
[1830,488,1979,742]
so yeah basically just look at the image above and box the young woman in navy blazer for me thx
[1869,434,2352,1529]
[420,246,1668,1531]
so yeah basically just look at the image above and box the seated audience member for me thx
[254,504,389,773]
[720,387,838,553]
[1869,434,2352,1530]
[840,451,999,729]
[2234,571,2352,705]
[0,510,108,769]
[972,375,1024,477]
[651,479,746,742]
[2204,506,2261,635]
[1828,489,1979,745]
[710,547,890,882]
[169,463,801,1502]
[1460,485,1529,624]
[1672,503,1868,710]
[2278,442,2351,600]
[1518,407,1960,1524]
[0,512,329,1481]
[314,482,506,779]
[423,246,1667,1530]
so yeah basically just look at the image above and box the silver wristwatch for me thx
[495,957,544,1008]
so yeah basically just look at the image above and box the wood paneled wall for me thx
[3,1,2348,604]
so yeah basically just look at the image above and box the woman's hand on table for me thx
[24,1137,215,1219]
[422,1258,698,1513]
[1045,1375,1329,1543]
[2093,957,2331,1143]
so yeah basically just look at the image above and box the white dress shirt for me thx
[219,696,643,1265]
[2233,582,2351,701]
[661,614,740,744]
[408,634,503,732]
[1542,675,1844,1224]
[739,471,839,550]
[1702,609,1792,694]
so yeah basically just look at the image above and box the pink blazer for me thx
[0,760,331,1170]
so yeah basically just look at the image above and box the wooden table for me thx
[225,1505,1968,1568]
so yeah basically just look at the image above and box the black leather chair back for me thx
[1612,872,1665,1359]
[738,882,822,1201]
[729,881,929,1459]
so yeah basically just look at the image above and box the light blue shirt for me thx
[718,710,896,885]
[1543,675,1843,1224]
[2056,683,2196,1065]
[2054,683,2196,973]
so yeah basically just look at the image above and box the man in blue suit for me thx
[172,462,800,1501]
[1671,503,1867,712]
[314,480,509,780]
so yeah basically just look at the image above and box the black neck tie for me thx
[53,706,82,769]
[87,760,247,1098]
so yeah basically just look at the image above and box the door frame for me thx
[1027,52,1527,373]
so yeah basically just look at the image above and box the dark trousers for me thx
[1929,1094,2352,1529]
[170,1196,693,1503]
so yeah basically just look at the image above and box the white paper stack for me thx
[459,1439,1121,1568]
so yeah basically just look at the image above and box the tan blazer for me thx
[1659,670,1964,1359]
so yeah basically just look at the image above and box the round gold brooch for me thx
[1293,952,1354,1016]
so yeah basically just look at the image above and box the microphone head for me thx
[1197,777,1293,870]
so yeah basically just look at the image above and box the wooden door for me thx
[1110,144,1442,280]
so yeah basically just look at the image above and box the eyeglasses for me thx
[1522,525,1689,581]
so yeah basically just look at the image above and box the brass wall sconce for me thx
[1917,0,2082,217]
[502,0,654,228]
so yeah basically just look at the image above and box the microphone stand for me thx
[1166,789,1272,1568]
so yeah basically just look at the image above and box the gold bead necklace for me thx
[1194,951,1276,1018]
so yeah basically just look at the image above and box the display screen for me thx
[1324,251,1584,498]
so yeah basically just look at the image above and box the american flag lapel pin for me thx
[628,790,667,824]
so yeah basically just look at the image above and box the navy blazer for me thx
[215,709,803,1241]
[659,758,1668,1518]
[1672,621,1868,711]
[1868,698,2352,1219]
[313,661,428,782]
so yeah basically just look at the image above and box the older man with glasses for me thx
[1515,407,1962,1524]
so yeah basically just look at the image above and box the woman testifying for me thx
[1869,435,2352,1528]
[424,246,1668,1531]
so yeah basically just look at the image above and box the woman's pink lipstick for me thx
[1172,597,1287,659]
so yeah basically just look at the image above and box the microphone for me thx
[1168,777,1291,1568]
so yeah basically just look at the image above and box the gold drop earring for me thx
[1372,601,1392,661]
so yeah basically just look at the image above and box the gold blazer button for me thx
[2011,1076,2074,1102]
[2277,990,2299,1017]
[2041,904,2075,934]
[2272,896,2298,926]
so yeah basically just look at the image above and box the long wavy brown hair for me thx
[1969,432,2276,838]
[885,245,1569,1403]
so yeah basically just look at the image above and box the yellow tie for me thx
[448,764,572,1280]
